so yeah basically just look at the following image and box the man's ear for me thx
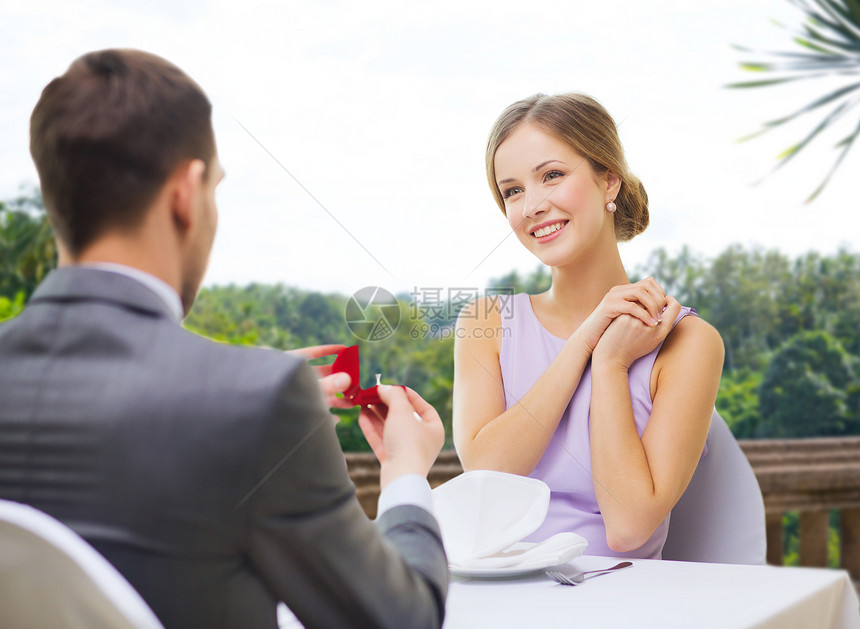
[170,159,207,232]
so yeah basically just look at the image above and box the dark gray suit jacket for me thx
[0,267,448,628]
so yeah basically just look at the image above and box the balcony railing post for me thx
[842,508,860,581]
[766,512,784,566]
[799,510,829,567]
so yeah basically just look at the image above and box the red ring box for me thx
[331,345,404,407]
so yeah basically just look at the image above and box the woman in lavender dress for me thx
[453,93,724,559]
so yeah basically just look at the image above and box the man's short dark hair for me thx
[30,49,215,255]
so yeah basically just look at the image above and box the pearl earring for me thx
[606,198,617,213]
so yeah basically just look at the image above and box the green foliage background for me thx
[0,190,55,312]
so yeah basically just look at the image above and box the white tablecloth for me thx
[444,555,860,629]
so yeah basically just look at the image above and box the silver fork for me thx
[545,561,633,585]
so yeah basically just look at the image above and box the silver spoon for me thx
[545,561,633,586]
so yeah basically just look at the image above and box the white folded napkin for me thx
[431,470,587,570]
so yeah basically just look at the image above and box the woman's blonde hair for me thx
[485,93,648,241]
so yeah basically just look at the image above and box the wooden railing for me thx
[346,437,860,581]
[741,436,860,579]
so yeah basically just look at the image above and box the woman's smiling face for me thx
[493,122,618,267]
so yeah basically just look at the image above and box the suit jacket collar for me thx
[29,267,178,321]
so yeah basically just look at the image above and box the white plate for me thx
[448,536,587,579]
[450,562,556,578]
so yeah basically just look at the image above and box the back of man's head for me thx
[30,49,215,257]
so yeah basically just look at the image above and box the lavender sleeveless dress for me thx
[499,293,702,559]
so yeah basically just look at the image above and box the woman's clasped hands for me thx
[574,277,682,370]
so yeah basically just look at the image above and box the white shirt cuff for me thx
[376,474,433,519]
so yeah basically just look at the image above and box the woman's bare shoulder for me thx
[657,313,724,374]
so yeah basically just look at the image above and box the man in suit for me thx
[0,49,448,628]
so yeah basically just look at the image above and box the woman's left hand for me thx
[592,297,683,370]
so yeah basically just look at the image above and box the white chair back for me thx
[662,411,767,565]
[0,499,164,629]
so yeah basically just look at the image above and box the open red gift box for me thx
[331,345,404,407]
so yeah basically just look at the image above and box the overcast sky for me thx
[2,0,858,297]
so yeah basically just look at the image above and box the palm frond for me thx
[727,74,830,89]
[730,0,860,201]
[810,0,860,40]
[770,97,858,171]
[807,115,860,200]
[752,81,860,133]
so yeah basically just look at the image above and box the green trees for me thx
[635,245,860,439]
[717,369,763,438]
[0,190,56,307]
[758,331,860,437]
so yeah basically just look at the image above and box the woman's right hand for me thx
[572,277,668,352]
